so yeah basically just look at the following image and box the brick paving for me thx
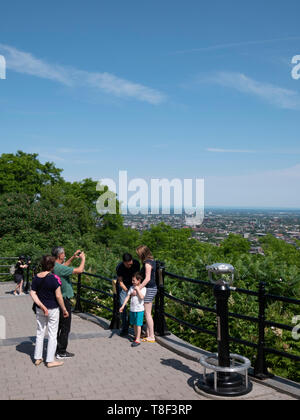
[0,282,298,400]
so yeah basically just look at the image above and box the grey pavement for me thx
[0,282,298,400]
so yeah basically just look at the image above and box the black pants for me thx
[56,298,72,354]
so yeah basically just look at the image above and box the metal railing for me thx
[73,261,300,381]
[2,256,298,380]
[73,271,120,330]
[161,266,300,380]
[0,257,18,277]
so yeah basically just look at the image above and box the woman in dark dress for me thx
[13,255,27,296]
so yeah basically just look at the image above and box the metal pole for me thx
[74,273,83,313]
[109,279,120,330]
[24,263,30,293]
[198,263,252,396]
[156,261,169,336]
[214,281,231,369]
[254,281,273,379]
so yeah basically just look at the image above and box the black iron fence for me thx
[72,261,300,381]
[0,256,18,277]
[161,266,300,379]
[1,257,299,380]
[72,271,120,330]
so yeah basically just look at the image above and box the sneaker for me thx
[56,351,75,359]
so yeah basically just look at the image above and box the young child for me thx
[119,272,146,347]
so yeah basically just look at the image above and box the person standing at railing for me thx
[116,253,140,336]
[136,245,157,343]
[52,247,86,359]
[13,255,28,296]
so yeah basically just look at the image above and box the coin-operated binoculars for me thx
[197,263,252,397]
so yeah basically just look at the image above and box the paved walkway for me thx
[0,282,298,400]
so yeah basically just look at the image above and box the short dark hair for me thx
[123,253,133,262]
[41,255,56,272]
[133,272,143,282]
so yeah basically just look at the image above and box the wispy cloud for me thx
[173,36,300,55]
[204,71,300,110]
[57,147,102,154]
[0,43,166,105]
[206,148,257,153]
[206,147,300,155]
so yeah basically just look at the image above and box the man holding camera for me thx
[52,247,85,359]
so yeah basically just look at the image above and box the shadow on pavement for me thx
[160,357,201,392]
[16,339,36,364]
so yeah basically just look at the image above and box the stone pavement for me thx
[0,282,298,400]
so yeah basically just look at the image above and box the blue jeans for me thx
[119,288,129,332]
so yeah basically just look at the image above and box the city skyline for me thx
[1,1,300,208]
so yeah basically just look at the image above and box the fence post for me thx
[24,263,30,294]
[74,273,83,313]
[154,261,169,336]
[254,281,273,379]
[109,279,120,330]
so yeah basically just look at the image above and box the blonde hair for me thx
[136,245,154,263]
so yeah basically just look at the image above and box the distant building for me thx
[249,247,265,256]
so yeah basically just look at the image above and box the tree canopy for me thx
[0,151,64,195]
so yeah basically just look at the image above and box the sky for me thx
[1,1,300,209]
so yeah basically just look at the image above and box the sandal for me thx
[141,337,156,343]
[34,359,43,366]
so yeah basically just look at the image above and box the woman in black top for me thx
[13,255,27,296]
[136,245,157,343]
[30,255,69,368]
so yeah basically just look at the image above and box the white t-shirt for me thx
[127,286,146,312]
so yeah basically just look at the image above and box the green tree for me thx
[0,151,63,196]
[220,233,251,256]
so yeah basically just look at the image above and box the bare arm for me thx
[55,287,69,318]
[135,286,146,300]
[119,293,131,312]
[140,263,152,289]
[64,250,82,267]
[72,252,86,274]
[117,276,128,292]
[30,290,48,316]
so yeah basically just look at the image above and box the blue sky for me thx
[1,1,300,208]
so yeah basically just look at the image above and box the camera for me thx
[19,255,31,266]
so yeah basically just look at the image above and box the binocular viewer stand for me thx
[196,263,253,397]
